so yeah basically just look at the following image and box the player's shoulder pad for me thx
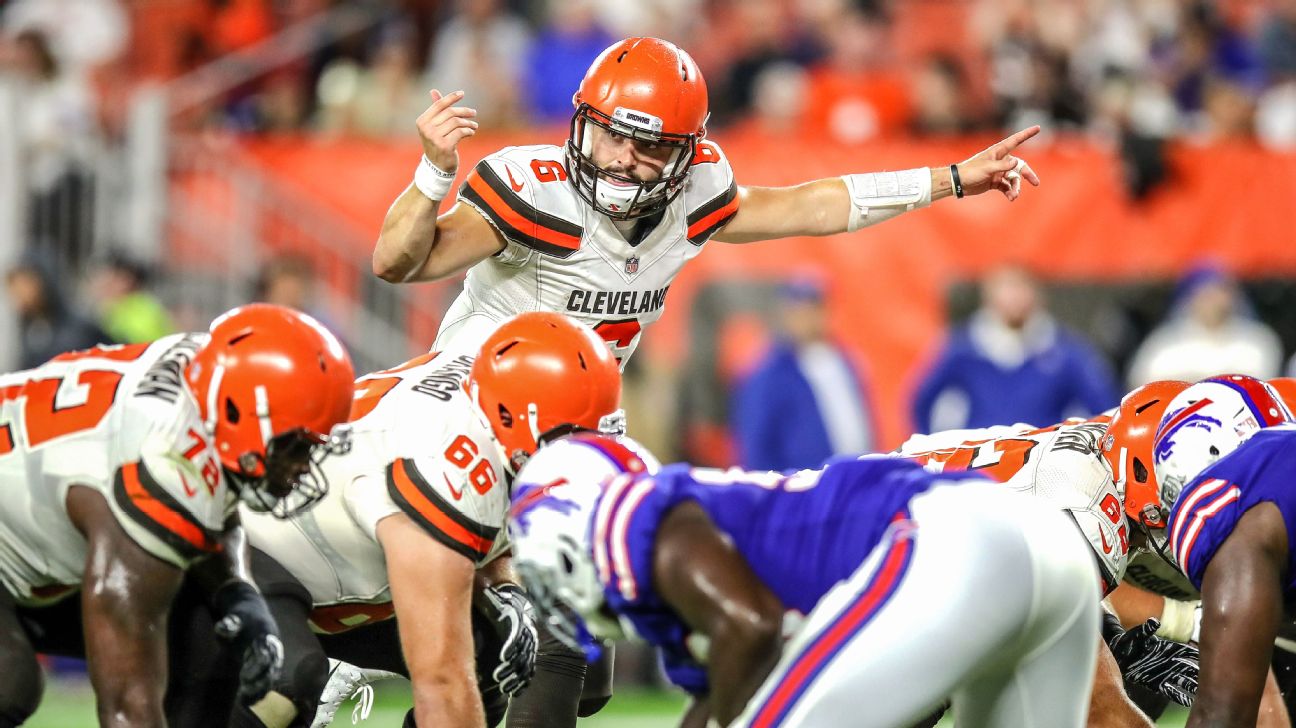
[682,140,739,246]
[458,144,585,259]
[385,454,503,564]
[594,472,676,607]
[121,333,207,421]
[1166,474,1244,589]
[109,455,225,569]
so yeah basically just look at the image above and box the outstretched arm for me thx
[373,89,505,283]
[712,126,1041,244]
[68,486,184,728]
[1189,503,1289,728]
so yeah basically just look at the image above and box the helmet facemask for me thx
[515,538,621,662]
[228,424,352,519]
[567,104,696,221]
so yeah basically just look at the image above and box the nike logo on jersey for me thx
[505,166,524,192]
[443,473,465,500]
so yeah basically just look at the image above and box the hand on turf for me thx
[213,580,285,706]
[482,583,539,698]
[417,89,478,175]
[954,126,1042,201]
[1108,617,1200,707]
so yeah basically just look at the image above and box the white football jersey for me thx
[242,347,509,634]
[0,335,229,605]
[896,417,1129,593]
[436,141,739,365]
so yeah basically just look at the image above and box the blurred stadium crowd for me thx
[6,0,1296,145]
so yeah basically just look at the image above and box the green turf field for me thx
[26,677,1191,726]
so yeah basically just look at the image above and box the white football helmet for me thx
[508,432,660,658]
[1153,375,1291,511]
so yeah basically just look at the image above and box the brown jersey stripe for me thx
[473,162,583,238]
[461,184,580,259]
[461,162,583,255]
[112,461,221,562]
[687,192,740,245]
[686,180,739,228]
[386,458,497,562]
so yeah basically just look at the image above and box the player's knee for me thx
[577,694,611,718]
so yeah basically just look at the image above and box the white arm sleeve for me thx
[842,168,933,232]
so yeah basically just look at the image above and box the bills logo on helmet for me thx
[1154,399,1221,463]
[625,256,639,274]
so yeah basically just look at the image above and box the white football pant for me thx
[733,482,1100,728]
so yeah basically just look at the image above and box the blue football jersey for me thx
[588,455,988,693]
[1166,426,1296,596]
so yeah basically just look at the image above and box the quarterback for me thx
[372,37,1042,364]
[0,304,354,728]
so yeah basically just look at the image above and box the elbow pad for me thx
[842,169,932,232]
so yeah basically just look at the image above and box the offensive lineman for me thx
[372,37,1043,364]
[169,312,623,728]
[509,433,1101,728]
[0,304,355,727]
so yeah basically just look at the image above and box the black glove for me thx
[480,583,538,698]
[212,580,284,706]
[1105,615,1199,707]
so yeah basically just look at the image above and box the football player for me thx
[166,312,623,728]
[898,409,1202,726]
[372,37,1042,365]
[509,433,1101,728]
[1127,374,1296,728]
[1104,379,1291,725]
[0,304,355,728]
[1109,373,1296,725]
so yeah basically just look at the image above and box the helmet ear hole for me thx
[498,404,514,428]
[1133,457,1148,484]
[225,397,240,424]
[560,552,576,575]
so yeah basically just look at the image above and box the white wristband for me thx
[414,155,455,201]
[841,168,933,232]
[1155,598,1201,643]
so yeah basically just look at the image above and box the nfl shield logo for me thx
[625,256,639,274]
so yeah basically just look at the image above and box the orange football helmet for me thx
[1101,380,1190,528]
[468,313,622,472]
[568,37,709,220]
[1267,378,1296,413]
[187,303,355,517]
